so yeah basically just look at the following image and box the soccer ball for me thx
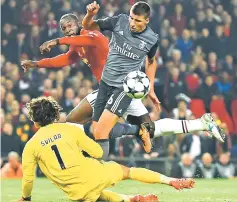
[123,71,150,99]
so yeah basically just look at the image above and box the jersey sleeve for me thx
[37,49,79,68]
[147,40,159,59]
[69,123,103,158]
[21,142,37,199]
[58,35,96,47]
[95,15,120,31]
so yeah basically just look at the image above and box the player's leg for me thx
[66,90,98,124]
[109,121,140,139]
[102,162,159,202]
[92,81,114,158]
[120,165,195,191]
[125,100,225,142]
[152,113,225,142]
[93,87,134,158]
[94,109,119,140]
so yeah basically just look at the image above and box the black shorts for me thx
[92,80,132,122]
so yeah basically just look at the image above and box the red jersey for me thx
[37,29,109,82]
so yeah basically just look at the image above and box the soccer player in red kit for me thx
[22,14,108,83]
[21,13,109,124]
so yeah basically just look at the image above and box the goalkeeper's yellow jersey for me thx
[21,123,104,199]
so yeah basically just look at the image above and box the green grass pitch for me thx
[2,178,237,202]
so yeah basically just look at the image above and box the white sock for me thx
[154,119,206,137]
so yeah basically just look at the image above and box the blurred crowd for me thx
[1,0,237,178]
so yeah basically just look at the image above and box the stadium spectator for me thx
[41,12,59,41]
[176,29,193,62]
[1,122,22,158]
[15,113,32,143]
[204,7,218,36]
[169,4,187,36]
[11,31,29,65]
[166,143,179,160]
[1,0,19,27]
[207,52,220,75]
[171,153,197,178]
[163,132,185,160]
[195,28,212,56]
[28,25,41,59]
[196,75,219,111]
[216,71,232,96]
[20,0,41,27]
[215,152,237,178]
[171,99,192,120]
[61,88,75,113]
[196,10,207,33]
[180,131,210,159]
[170,49,185,70]
[0,151,23,179]
[1,24,16,63]
[222,55,234,74]
[166,67,187,110]
[195,153,216,179]
[212,25,228,59]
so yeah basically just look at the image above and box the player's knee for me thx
[93,126,103,139]
[93,127,110,140]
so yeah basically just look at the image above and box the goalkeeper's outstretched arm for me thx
[21,143,37,201]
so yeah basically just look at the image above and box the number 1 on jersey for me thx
[51,145,66,170]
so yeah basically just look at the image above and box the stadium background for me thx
[1,0,237,181]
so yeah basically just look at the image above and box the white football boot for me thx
[201,113,225,142]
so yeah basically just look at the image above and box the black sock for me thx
[109,122,140,139]
[95,139,110,159]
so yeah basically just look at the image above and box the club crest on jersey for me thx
[119,31,124,35]
[139,40,147,50]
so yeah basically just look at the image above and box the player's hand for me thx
[148,90,161,112]
[86,1,100,16]
[39,39,58,54]
[21,60,38,72]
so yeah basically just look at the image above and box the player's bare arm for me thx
[145,56,161,112]
[21,50,79,72]
[40,36,96,55]
[82,1,100,30]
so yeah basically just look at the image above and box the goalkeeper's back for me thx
[22,123,103,186]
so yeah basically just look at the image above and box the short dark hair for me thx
[26,97,62,126]
[131,1,151,18]
[60,13,78,27]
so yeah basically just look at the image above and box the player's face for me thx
[60,20,79,36]
[129,11,149,33]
